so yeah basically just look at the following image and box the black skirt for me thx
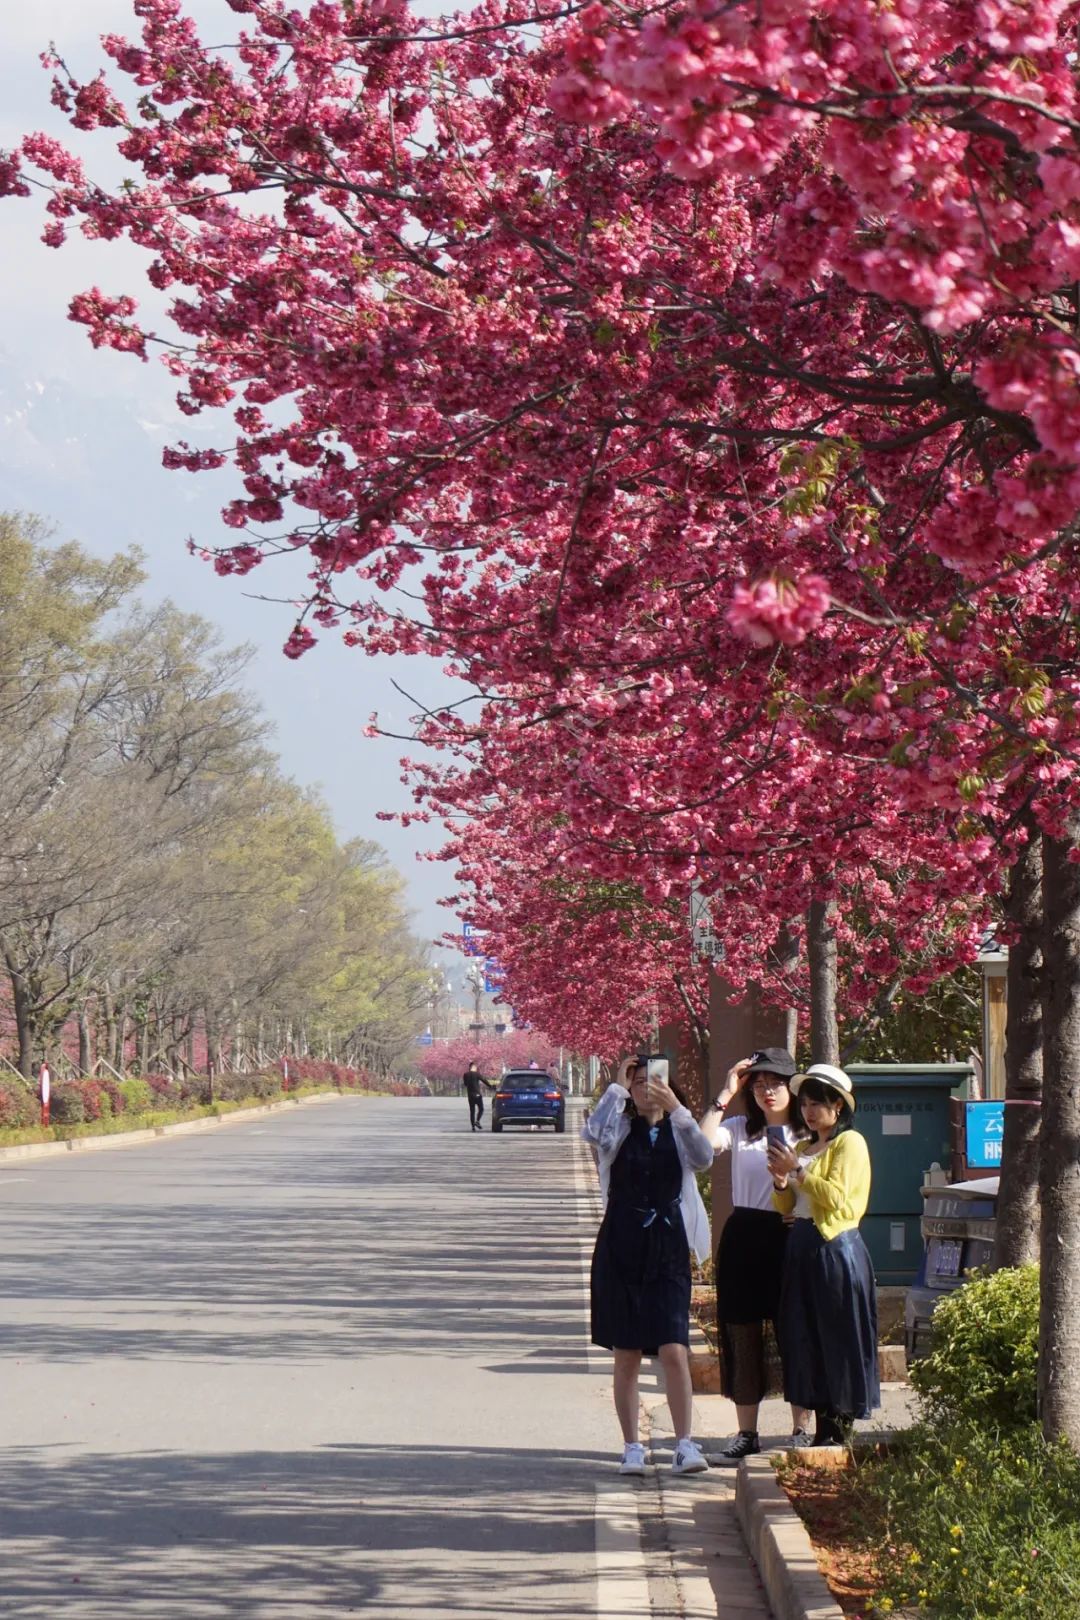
[777,1220,880,1418]
[715,1206,788,1324]
[591,1196,691,1354]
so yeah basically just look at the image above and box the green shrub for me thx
[860,1418,1080,1620]
[241,1071,281,1101]
[911,1265,1038,1430]
[0,1076,38,1128]
[119,1077,153,1114]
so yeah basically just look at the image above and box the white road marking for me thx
[594,1486,652,1619]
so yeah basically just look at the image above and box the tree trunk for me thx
[1038,827,1080,1451]
[808,898,840,1065]
[103,985,119,1070]
[8,961,35,1079]
[995,823,1043,1269]
[77,1003,92,1077]
[766,924,800,1054]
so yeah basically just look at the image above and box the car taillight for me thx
[496,1091,511,1100]
[543,1091,561,1100]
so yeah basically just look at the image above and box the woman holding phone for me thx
[700,1047,811,1461]
[767,1062,879,1447]
[583,1055,714,1476]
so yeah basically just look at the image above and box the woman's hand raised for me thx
[647,1076,681,1115]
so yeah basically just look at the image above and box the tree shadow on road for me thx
[0,1441,607,1619]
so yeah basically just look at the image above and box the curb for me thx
[735,1454,844,1620]
[0,1090,342,1164]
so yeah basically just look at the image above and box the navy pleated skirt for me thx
[777,1220,880,1418]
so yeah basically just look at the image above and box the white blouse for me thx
[713,1114,800,1212]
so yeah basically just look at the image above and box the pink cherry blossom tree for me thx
[6,0,1080,1441]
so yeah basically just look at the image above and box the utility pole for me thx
[466,963,485,1046]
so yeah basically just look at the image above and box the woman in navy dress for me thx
[584,1057,714,1476]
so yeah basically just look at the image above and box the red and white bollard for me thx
[38,1061,51,1128]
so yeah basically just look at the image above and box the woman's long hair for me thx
[744,1079,803,1141]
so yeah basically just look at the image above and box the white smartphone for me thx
[639,1055,669,1087]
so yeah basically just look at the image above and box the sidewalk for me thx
[572,1108,916,1619]
[638,1380,916,1618]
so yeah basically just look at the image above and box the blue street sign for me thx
[415,1031,433,1046]
[462,922,482,956]
[966,1101,1005,1169]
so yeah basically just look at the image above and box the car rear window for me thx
[500,1074,552,1090]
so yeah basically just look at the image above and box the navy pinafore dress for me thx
[590,1115,691,1354]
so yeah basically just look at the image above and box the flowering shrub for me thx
[276,1057,422,1093]
[145,1073,182,1106]
[78,1079,105,1121]
[0,1063,419,1137]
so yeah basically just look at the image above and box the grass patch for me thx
[779,1420,1080,1620]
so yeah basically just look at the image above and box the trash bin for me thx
[846,1064,973,1285]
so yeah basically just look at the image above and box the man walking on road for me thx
[463,1061,494,1131]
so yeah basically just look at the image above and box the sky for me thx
[0,0,481,991]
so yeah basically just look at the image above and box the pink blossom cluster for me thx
[5,0,1079,1052]
[727,574,831,648]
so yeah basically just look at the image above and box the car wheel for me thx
[491,1121,503,1133]
[554,1115,565,1133]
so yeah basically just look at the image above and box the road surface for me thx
[0,1095,672,1618]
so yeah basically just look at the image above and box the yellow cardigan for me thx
[772,1130,871,1241]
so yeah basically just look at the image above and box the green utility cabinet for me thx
[845,1064,972,1285]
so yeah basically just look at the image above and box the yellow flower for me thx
[950,1524,963,1538]
[908,1551,921,1565]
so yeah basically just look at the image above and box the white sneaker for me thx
[618,1442,647,1476]
[671,1438,709,1475]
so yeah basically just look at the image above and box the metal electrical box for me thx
[846,1064,973,1285]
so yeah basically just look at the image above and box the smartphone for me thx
[766,1124,787,1151]
[637,1054,669,1086]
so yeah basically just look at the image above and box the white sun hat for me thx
[789,1062,855,1112]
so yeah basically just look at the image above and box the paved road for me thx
[0,1095,644,1619]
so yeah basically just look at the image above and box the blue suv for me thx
[491,1070,566,1133]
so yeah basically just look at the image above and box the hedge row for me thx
[0,1062,419,1129]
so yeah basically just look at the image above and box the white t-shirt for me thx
[792,1143,828,1220]
[713,1114,799,1212]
